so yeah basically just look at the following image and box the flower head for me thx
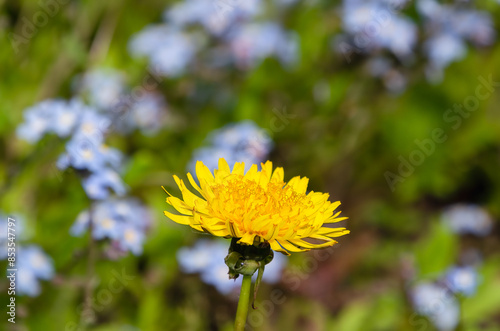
[17,245,55,297]
[227,22,299,69]
[445,266,479,297]
[411,282,459,331]
[128,26,199,77]
[164,158,349,255]
[81,168,127,200]
[77,69,125,110]
[441,204,493,237]
[16,99,86,143]
[164,0,262,35]
[71,199,151,256]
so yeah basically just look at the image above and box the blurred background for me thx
[1,0,500,330]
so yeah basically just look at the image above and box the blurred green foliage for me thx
[1,0,499,330]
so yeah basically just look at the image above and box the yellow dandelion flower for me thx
[163,158,349,255]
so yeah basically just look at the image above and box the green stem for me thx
[252,264,265,309]
[234,275,252,331]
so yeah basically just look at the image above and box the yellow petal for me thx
[324,214,348,223]
[164,210,192,225]
[232,162,245,176]
[308,234,340,243]
[244,164,259,181]
[317,227,350,237]
[238,232,256,245]
[166,196,194,215]
[196,161,215,186]
[270,167,284,183]
[199,178,215,201]
[173,176,200,207]
[218,158,231,174]
[187,172,204,196]
[290,238,336,249]
[287,176,309,194]
[227,221,240,238]
[270,240,290,255]
[260,161,273,182]
[276,240,309,253]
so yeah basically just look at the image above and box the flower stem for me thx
[234,275,252,331]
[82,202,97,325]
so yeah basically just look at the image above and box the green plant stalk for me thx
[234,275,252,331]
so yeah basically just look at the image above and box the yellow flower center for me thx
[101,218,114,229]
[208,176,314,237]
[82,149,94,160]
[124,229,136,242]
[82,123,95,134]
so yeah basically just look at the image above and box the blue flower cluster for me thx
[189,120,273,173]
[406,202,491,330]
[77,69,126,111]
[411,282,460,331]
[418,0,496,81]
[177,239,287,295]
[445,265,479,297]
[127,0,499,93]
[16,68,162,256]
[165,0,261,36]
[17,99,88,143]
[128,26,200,77]
[128,0,298,76]
[71,199,152,256]
[341,0,417,59]
[1,214,54,297]
[441,204,493,237]
[16,245,55,297]
[410,263,480,330]
[17,98,127,200]
[118,93,168,135]
[75,68,169,134]
[227,22,298,69]
[336,0,497,90]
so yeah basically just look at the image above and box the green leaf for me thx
[415,222,458,277]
